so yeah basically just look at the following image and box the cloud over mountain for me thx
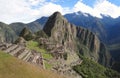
[74,0,120,18]
[0,0,120,23]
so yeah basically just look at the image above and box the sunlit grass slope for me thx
[0,51,64,78]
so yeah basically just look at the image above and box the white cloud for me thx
[35,2,72,19]
[0,0,67,24]
[73,0,120,18]
[0,0,120,24]
[95,0,107,4]
[37,2,64,16]
[43,3,63,15]
[73,1,93,14]
[94,0,120,18]
[27,0,46,6]
[50,0,58,2]
[50,0,64,3]
[0,0,39,24]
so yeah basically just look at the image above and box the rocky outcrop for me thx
[43,12,110,66]
[76,27,110,66]
[19,27,35,41]
[35,30,48,39]
[15,37,26,44]
[43,12,77,52]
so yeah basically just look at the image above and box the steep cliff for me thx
[43,12,110,66]
[43,12,78,66]
[76,27,110,66]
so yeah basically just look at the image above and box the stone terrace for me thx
[0,42,44,68]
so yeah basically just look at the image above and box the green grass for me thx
[73,56,120,78]
[27,40,39,48]
[26,40,53,59]
[26,40,53,69]
[0,51,65,78]
[44,61,53,69]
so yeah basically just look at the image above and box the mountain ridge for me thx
[43,11,110,66]
[0,11,120,78]
[35,11,120,65]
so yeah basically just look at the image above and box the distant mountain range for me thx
[0,11,120,73]
[34,11,120,45]
[34,11,120,64]
[65,12,120,66]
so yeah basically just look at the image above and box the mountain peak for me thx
[43,11,110,67]
[43,12,67,36]
[52,11,62,16]
[50,11,63,20]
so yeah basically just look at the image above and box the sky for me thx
[0,0,120,24]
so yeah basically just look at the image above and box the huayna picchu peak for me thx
[44,11,110,66]
[0,11,120,78]
[43,11,67,36]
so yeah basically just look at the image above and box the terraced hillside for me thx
[0,51,65,78]
[26,40,83,78]
[0,11,120,78]
[0,43,43,68]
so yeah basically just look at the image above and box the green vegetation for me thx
[35,30,48,38]
[44,61,53,69]
[73,56,120,78]
[77,43,92,59]
[0,51,64,78]
[19,27,35,41]
[26,40,53,69]
[0,22,17,43]
[27,40,39,49]
[27,40,53,59]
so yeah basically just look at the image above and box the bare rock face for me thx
[76,27,110,66]
[43,12,110,66]
[15,37,26,43]
[44,12,77,52]
[44,12,78,63]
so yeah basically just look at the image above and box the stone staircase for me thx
[0,43,43,67]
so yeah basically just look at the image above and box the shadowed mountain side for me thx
[0,22,17,43]
[9,22,42,35]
